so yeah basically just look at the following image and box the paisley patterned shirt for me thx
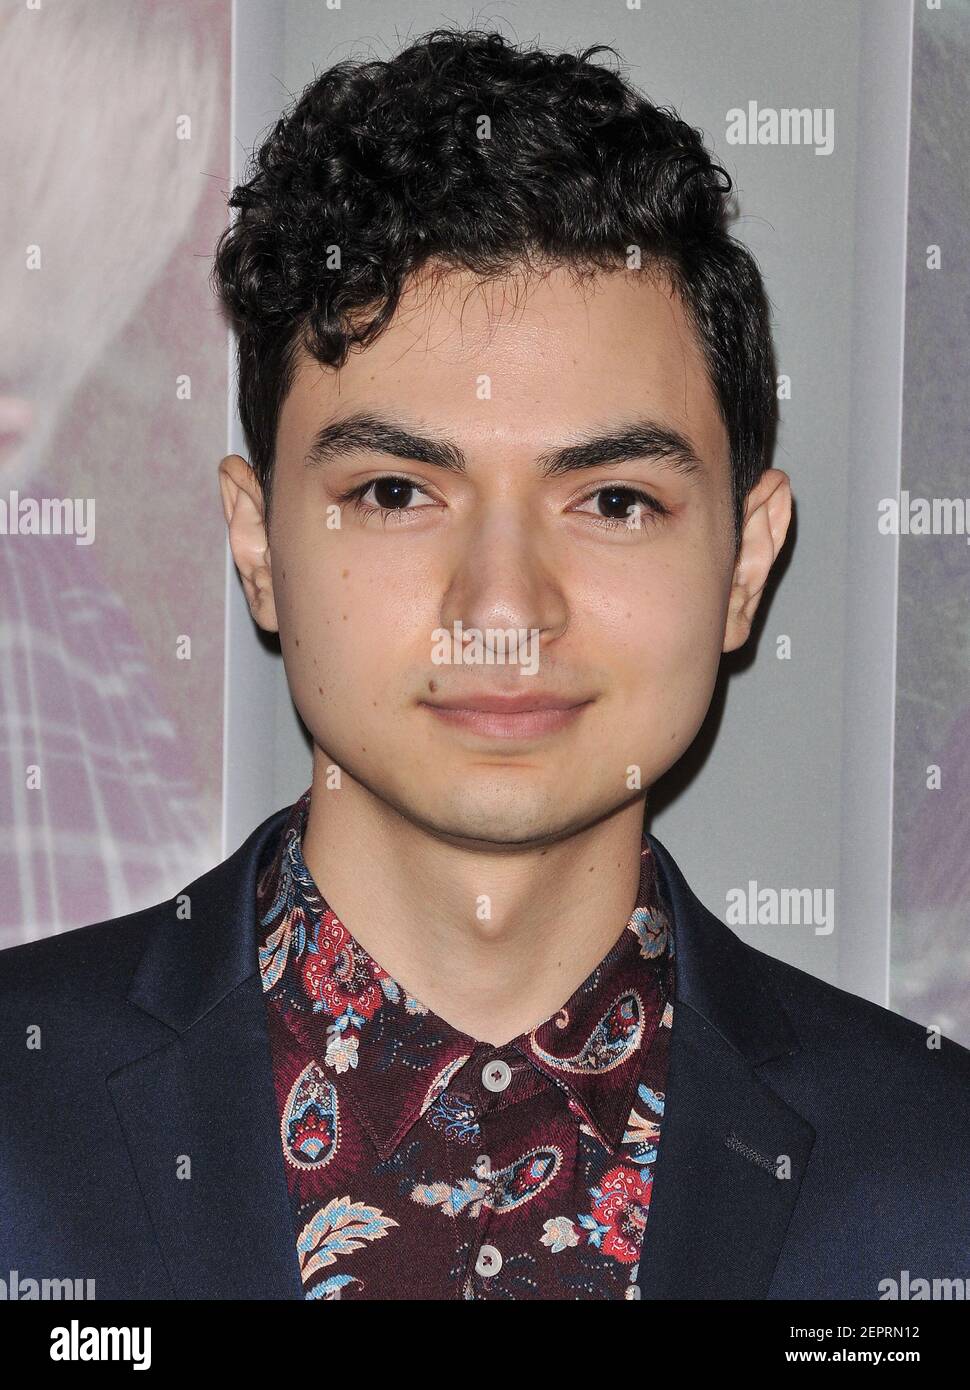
[256,788,676,1300]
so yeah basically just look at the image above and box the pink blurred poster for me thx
[0,0,231,944]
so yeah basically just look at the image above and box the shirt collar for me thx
[256,787,674,1158]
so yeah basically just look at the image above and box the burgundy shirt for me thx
[256,788,676,1300]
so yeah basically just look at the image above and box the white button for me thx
[475,1244,503,1277]
[475,1154,492,1177]
[481,1058,512,1092]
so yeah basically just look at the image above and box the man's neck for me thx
[299,760,649,1046]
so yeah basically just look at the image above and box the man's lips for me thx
[418,693,594,739]
[421,692,589,713]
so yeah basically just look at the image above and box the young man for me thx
[2,27,969,1302]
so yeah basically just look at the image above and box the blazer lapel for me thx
[638,832,816,1299]
[107,807,302,1300]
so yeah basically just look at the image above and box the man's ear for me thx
[218,454,279,634]
[722,468,792,653]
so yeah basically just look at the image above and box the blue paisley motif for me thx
[488,1145,564,1211]
[282,1061,339,1169]
[531,991,643,1075]
[627,905,670,959]
[426,1090,481,1145]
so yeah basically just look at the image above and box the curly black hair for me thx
[210,26,777,551]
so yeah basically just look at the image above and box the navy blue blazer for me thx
[2,805,969,1300]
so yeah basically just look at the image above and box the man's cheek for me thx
[325,645,393,718]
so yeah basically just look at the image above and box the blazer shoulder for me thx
[0,898,169,1011]
[0,906,186,1108]
[0,805,288,1034]
[744,935,970,1096]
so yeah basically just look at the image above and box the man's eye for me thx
[341,476,436,519]
[573,485,669,531]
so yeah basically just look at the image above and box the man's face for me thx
[224,263,776,847]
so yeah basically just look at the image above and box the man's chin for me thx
[395,790,595,851]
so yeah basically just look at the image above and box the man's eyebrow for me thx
[303,411,705,480]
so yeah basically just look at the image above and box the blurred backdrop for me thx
[3,0,968,1048]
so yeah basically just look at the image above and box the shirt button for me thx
[475,1244,503,1277]
[481,1058,512,1092]
[474,1154,492,1177]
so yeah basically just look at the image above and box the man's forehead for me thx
[289,267,702,398]
[279,263,725,469]
[389,258,684,339]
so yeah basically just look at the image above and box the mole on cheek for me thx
[429,679,438,693]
